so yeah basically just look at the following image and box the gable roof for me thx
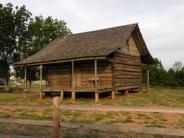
[16,23,154,65]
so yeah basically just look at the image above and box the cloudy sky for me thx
[2,0,184,68]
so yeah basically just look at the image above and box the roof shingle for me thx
[16,23,153,65]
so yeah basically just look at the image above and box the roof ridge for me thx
[67,23,138,37]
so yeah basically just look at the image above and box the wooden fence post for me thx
[53,96,61,138]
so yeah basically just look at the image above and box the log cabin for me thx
[16,23,154,102]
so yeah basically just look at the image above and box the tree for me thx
[0,3,32,89]
[167,62,184,87]
[0,3,72,90]
[17,16,71,59]
[172,61,183,72]
[142,58,168,86]
[15,16,72,81]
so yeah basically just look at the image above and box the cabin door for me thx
[75,65,82,88]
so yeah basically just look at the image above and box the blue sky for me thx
[1,0,184,68]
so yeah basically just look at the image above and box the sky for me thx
[1,0,184,69]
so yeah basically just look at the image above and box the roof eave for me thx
[15,56,106,66]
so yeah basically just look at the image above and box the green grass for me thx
[0,108,184,128]
[0,87,184,129]
[0,87,184,108]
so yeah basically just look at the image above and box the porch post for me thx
[112,90,115,99]
[111,62,115,100]
[147,66,150,92]
[94,59,99,103]
[39,64,43,99]
[71,61,76,101]
[23,65,27,98]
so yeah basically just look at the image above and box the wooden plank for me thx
[114,68,140,73]
[71,61,75,101]
[24,66,27,98]
[94,59,99,103]
[39,64,43,99]
[53,97,61,138]
[114,52,140,59]
[114,63,141,68]
[114,72,140,76]
[115,86,141,90]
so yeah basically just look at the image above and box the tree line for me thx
[0,3,71,89]
[142,59,184,87]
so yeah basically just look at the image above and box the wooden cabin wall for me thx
[46,63,71,89]
[80,61,112,88]
[45,60,112,89]
[113,36,141,90]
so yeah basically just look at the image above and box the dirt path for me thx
[0,104,184,114]
[61,105,184,114]
[0,134,42,138]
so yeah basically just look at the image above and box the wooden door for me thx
[75,65,81,88]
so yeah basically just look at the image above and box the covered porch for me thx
[23,58,115,103]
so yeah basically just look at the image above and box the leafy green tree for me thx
[172,61,183,72]
[15,16,72,82]
[142,58,168,86]
[168,62,184,87]
[18,16,71,59]
[0,3,71,90]
[0,3,31,89]
[142,59,184,87]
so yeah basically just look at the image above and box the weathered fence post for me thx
[53,96,61,138]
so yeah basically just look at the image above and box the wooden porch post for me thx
[111,62,115,100]
[23,66,27,98]
[39,64,43,99]
[60,90,64,101]
[147,67,150,92]
[94,59,99,103]
[112,90,115,99]
[71,61,76,101]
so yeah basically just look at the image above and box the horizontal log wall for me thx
[113,52,141,90]
[46,63,71,89]
[45,61,113,89]
[81,61,112,88]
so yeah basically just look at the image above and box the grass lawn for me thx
[0,108,184,129]
[0,87,184,134]
[0,87,184,108]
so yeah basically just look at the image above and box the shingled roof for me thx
[16,23,154,65]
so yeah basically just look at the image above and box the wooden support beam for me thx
[112,90,115,99]
[53,96,61,138]
[23,66,27,98]
[60,90,64,101]
[147,68,150,92]
[95,92,99,103]
[39,64,43,99]
[24,66,27,89]
[111,61,116,100]
[71,61,76,101]
[94,59,99,103]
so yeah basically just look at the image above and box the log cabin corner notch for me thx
[16,23,154,101]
